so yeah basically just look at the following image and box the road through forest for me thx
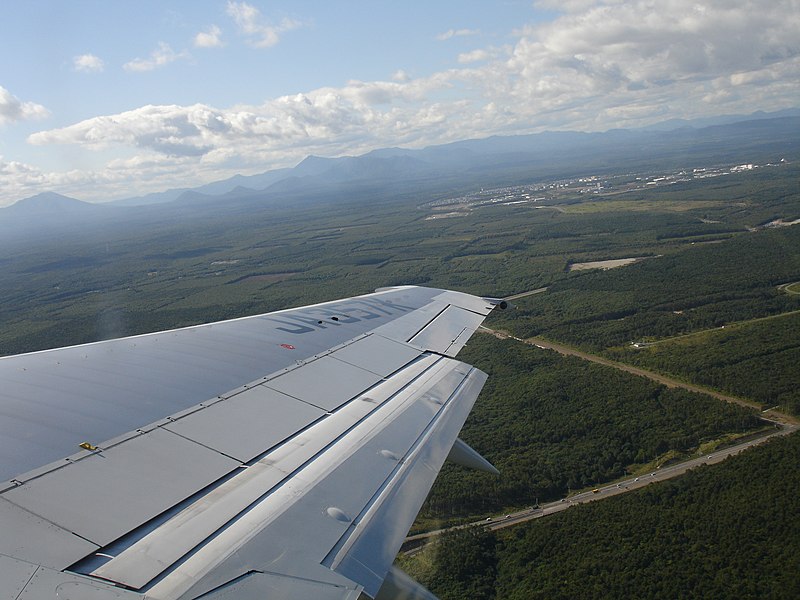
[401,322,798,553]
[481,327,798,427]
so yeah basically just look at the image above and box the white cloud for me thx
[458,49,490,64]
[532,0,598,13]
[124,42,189,72]
[226,1,301,48]
[392,69,411,83]
[194,25,224,48]
[0,86,49,125]
[30,104,215,155]
[463,0,800,131]
[436,28,479,41]
[12,0,799,203]
[457,45,510,65]
[24,73,456,188]
[73,54,105,73]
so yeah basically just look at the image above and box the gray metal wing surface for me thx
[0,286,499,600]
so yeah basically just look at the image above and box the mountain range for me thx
[110,107,800,207]
[2,109,798,242]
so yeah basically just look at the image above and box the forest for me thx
[491,225,800,350]
[606,312,800,415]
[417,334,763,524]
[489,225,800,414]
[1,162,797,360]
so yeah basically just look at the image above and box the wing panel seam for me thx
[320,367,476,569]
[69,355,447,590]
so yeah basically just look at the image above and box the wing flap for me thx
[328,368,487,597]
[73,355,444,590]
[145,356,484,600]
[164,386,326,463]
[83,355,480,599]
[2,428,241,547]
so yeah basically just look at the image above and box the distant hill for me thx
[104,108,800,208]
[248,115,799,201]
[4,111,798,239]
[2,191,110,226]
[640,107,800,131]
[114,166,300,206]
[3,192,100,217]
[0,192,118,242]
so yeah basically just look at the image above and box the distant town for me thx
[423,158,790,216]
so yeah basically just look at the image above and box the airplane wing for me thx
[0,286,502,600]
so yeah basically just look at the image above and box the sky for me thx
[0,0,798,206]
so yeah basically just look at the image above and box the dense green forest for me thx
[418,334,762,522]
[491,225,800,351]
[606,311,800,415]
[487,224,800,414]
[0,163,797,357]
[402,432,800,600]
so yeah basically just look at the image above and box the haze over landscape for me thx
[1,0,798,206]
[1,2,799,599]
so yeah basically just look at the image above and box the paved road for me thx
[485,422,795,532]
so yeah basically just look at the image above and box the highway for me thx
[485,420,795,532]
[402,421,794,554]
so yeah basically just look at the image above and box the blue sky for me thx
[1,0,797,205]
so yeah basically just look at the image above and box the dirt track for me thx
[479,327,799,427]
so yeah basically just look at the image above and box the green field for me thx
[558,198,727,214]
